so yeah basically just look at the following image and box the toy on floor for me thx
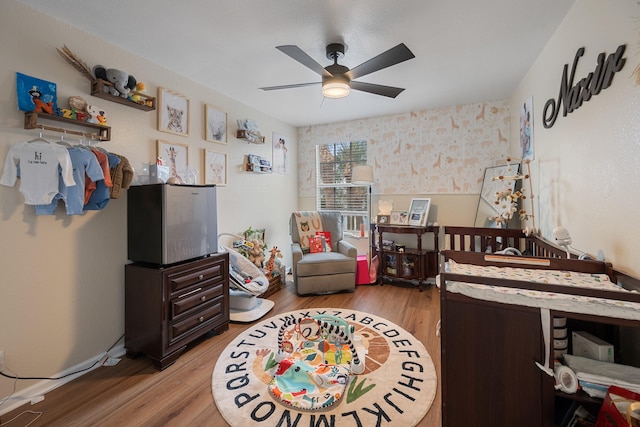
[268,315,365,410]
[264,246,283,278]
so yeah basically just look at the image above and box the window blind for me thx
[316,141,369,232]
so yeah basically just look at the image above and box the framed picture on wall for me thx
[272,132,290,174]
[408,198,431,227]
[205,104,227,144]
[158,87,190,137]
[520,96,534,160]
[203,149,227,186]
[157,140,189,183]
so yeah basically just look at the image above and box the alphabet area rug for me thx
[212,308,437,426]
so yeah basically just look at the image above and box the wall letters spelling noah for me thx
[543,44,626,128]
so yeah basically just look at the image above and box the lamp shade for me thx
[352,165,374,184]
[322,75,351,98]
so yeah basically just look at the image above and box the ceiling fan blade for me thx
[259,82,321,91]
[350,81,406,98]
[347,43,415,80]
[276,45,333,78]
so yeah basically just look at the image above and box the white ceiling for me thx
[20,0,575,128]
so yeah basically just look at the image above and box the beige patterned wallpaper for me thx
[297,99,511,197]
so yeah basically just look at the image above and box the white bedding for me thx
[440,260,640,321]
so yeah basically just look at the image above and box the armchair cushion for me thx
[296,251,356,277]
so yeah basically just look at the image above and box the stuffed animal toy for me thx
[86,105,103,124]
[247,239,266,268]
[69,96,88,121]
[130,82,152,106]
[93,65,137,98]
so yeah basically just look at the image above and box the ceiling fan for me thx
[259,43,415,99]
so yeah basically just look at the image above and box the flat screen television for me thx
[127,184,218,265]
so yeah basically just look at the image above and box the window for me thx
[316,141,369,233]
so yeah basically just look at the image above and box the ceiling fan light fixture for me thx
[322,75,350,98]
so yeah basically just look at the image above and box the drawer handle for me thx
[177,287,202,299]
[200,296,206,302]
[198,316,205,322]
[198,274,204,280]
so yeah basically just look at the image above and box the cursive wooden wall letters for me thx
[543,44,626,128]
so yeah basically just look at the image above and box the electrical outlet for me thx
[0,350,4,372]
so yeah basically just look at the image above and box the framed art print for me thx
[204,149,227,186]
[377,215,391,224]
[408,198,431,227]
[272,132,290,174]
[390,210,409,225]
[205,104,227,144]
[157,140,189,183]
[158,87,190,137]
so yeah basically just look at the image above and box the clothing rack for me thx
[24,111,111,141]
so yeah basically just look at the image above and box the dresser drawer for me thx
[171,281,224,319]
[169,296,225,343]
[167,259,224,294]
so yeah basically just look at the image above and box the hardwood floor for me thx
[2,281,442,426]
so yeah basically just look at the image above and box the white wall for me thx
[510,0,640,275]
[0,0,297,405]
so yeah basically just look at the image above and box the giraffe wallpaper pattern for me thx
[297,99,511,197]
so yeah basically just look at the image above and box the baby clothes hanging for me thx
[84,148,119,211]
[109,153,133,199]
[0,140,75,204]
[35,146,104,215]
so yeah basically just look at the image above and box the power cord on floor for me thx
[0,365,42,427]
[0,334,124,426]
[0,334,123,381]
[0,410,42,427]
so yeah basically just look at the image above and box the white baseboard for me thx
[0,344,125,416]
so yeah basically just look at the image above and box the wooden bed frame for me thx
[439,226,640,427]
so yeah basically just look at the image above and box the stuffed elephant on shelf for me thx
[93,65,137,98]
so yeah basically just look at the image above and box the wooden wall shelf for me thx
[24,111,111,141]
[91,79,156,111]
[237,129,265,144]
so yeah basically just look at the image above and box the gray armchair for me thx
[289,211,357,295]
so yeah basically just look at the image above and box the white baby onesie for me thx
[0,140,76,204]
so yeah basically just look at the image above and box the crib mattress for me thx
[441,260,640,321]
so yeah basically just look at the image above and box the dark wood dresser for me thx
[124,253,229,370]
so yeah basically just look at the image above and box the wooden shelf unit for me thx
[374,224,439,289]
[91,79,156,111]
[236,129,265,143]
[24,111,111,141]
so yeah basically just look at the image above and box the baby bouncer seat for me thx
[219,233,274,322]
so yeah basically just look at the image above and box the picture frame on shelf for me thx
[408,198,431,227]
[205,104,227,144]
[390,210,408,225]
[158,87,189,137]
[157,140,189,183]
[377,215,391,224]
[203,149,227,186]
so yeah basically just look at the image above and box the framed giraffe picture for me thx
[157,140,189,183]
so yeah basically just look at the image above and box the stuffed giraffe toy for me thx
[264,246,283,278]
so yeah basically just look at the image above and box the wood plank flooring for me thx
[2,281,442,426]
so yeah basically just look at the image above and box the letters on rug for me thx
[212,308,437,426]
